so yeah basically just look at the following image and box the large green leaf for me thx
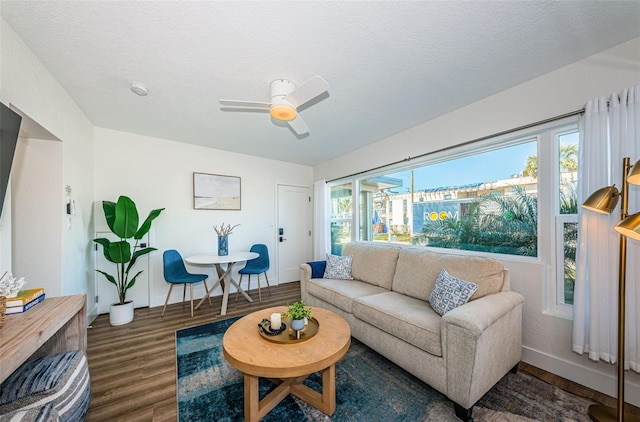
[132,246,157,259]
[112,196,139,239]
[126,247,157,274]
[135,208,165,240]
[94,238,115,263]
[107,240,132,263]
[95,269,117,285]
[126,271,143,291]
[102,201,116,232]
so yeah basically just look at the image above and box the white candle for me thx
[270,313,281,330]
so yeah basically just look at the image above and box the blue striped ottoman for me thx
[0,351,90,421]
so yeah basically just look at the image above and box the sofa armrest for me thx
[441,291,524,409]
[299,263,312,301]
[300,260,328,301]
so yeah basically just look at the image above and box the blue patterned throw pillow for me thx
[428,269,478,316]
[323,254,354,280]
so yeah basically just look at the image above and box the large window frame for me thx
[328,118,579,318]
[329,181,355,256]
[552,127,579,318]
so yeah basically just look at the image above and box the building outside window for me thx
[328,121,579,314]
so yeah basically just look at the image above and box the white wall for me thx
[314,37,640,405]
[11,137,63,296]
[93,127,313,311]
[0,184,12,272]
[0,19,95,306]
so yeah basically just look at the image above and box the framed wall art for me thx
[193,172,241,210]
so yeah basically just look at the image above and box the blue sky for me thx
[375,129,580,194]
[382,141,538,193]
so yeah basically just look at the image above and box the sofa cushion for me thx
[429,269,478,316]
[438,254,504,301]
[306,278,388,314]
[323,254,353,280]
[392,248,505,301]
[353,291,443,356]
[0,351,91,422]
[307,260,327,279]
[343,242,401,290]
[391,248,441,301]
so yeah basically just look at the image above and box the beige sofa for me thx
[299,241,524,421]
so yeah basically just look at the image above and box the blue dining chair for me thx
[162,249,212,317]
[237,244,271,303]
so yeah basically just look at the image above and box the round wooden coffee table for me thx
[222,306,351,421]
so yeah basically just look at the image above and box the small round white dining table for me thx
[185,251,259,316]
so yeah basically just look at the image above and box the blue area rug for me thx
[176,316,595,421]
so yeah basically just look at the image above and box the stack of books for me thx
[5,288,45,314]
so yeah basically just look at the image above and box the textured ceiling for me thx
[1,1,639,166]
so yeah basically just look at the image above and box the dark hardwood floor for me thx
[86,281,638,421]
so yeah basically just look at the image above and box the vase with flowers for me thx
[213,222,240,256]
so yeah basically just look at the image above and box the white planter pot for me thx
[109,301,134,326]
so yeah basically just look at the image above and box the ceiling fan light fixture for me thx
[270,104,297,121]
[220,75,328,135]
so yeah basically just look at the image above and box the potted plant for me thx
[94,195,164,326]
[285,300,312,331]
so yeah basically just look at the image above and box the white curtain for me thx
[313,180,330,260]
[573,85,640,372]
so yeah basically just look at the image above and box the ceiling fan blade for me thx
[287,114,310,135]
[219,99,271,108]
[283,75,329,108]
[220,107,269,114]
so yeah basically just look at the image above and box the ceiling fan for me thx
[220,75,329,135]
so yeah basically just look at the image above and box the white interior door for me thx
[277,185,312,283]
[95,231,150,314]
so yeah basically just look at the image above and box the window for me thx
[352,139,539,257]
[328,119,579,316]
[329,182,353,255]
[555,130,579,307]
[413,142,538,256]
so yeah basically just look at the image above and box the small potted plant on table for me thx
[285,300,312,332]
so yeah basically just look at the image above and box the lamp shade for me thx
[627,159,640,186]
[270,104,297,121]
[615,211,640,241]
[582,186,619,214]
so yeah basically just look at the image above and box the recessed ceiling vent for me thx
[129,82,149,96]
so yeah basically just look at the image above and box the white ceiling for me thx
[1,1,639,166]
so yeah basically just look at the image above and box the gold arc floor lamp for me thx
[582,156,640,422]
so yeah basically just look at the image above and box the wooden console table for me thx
[0,294,87,383]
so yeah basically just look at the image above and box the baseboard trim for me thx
[522,346,640,408]
[87,304,98,326]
